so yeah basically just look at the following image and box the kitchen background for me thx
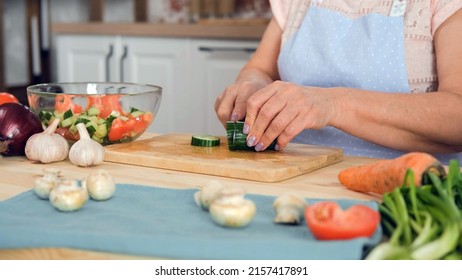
[0,0,270,90]
[1,0,270,135]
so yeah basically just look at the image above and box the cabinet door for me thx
[55,35,116,82]
[191,39,259,136]
[121,37,191,134]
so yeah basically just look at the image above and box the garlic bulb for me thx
[194,180,227,211]
[273,193,307,225]
[85,169,116,201]
[69,123,105,167]
[209,187,256,228]
[34,168,61,199]
[25,118,69,163]
[49,179,88,212]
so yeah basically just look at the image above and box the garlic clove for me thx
[209,187,256,228]
[85,169,116,201]
[49,179,89,212]
[194,180,227,211]
[25,118,69,163]
[69,123,105,167]
[273,193,307,225]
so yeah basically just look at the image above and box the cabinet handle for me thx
[120,45,128,82]
[198,46,257,53]
[105,44,114,82]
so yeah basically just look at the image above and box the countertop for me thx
[0,134,379,259]
[51,21,268,40]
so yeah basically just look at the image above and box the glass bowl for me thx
[27,82,162,145]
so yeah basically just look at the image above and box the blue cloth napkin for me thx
[0,184,381,259]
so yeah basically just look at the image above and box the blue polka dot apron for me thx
[277,0,460,164]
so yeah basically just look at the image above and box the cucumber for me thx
[226,121,277,151]
[63,109,74,120]
[39,110,54,122]
[191,135,221,147]
[86,106,100,116]
[130,110,144,118]
[94,124,108,139]
[61,115,76,128]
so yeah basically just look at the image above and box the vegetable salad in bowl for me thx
[27,82,162,145]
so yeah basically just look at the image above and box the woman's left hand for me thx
[244,81,337,151]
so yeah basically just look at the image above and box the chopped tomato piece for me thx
[131,114,152,134]
[108,113,151,142]
[305,201,380,240]
[0,92,19,105]
[55,94,82,114]
[87,95,123,118]
[108,118,131,141]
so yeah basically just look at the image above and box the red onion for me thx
[0,103,43,156]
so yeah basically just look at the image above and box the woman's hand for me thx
[214,80,262,126]
[244,81,337,151]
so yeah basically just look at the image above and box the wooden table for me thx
[0,137,379,260]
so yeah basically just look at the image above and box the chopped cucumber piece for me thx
[39,110,53,122]
[130,110,144,118]
[61,115,76,128]
[191,135,221,147]
[86,125,97,134]
[63,109,73,119]
[69,124,78,135]
[91,134,103,143]
[94,124,108,139]
[86,106,100,116]
[75,118,90,125]
[130,107,142,113]
[226,121,277,151]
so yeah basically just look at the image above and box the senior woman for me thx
[214,0,462,163]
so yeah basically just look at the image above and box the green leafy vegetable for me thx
[366,159,462,260]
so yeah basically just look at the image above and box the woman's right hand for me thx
[214,80,263,127]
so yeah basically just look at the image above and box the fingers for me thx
[214,86,240,126]
[245,89,286,151]
[215,83,257,126]
[244,82,307,151]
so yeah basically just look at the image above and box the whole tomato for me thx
[0,92,19,105]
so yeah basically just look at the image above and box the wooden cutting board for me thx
[104,133,343,182]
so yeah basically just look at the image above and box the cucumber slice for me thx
[191,135,221,147]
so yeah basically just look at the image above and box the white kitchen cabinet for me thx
[54,34,258,135]
[55,35,116,83]
[191,39,258,136]
[120,37,191,134]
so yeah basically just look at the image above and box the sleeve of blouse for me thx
[431,0,462,35]
[269,0,291,30]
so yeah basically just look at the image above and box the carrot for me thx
[338,152,445,195]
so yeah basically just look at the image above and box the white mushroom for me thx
[194,180,227,211]
[49,179,88,212]
[85,169,116,201]
[34,168,61,199]
[273,193,308,225]
[209,187,256,228]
